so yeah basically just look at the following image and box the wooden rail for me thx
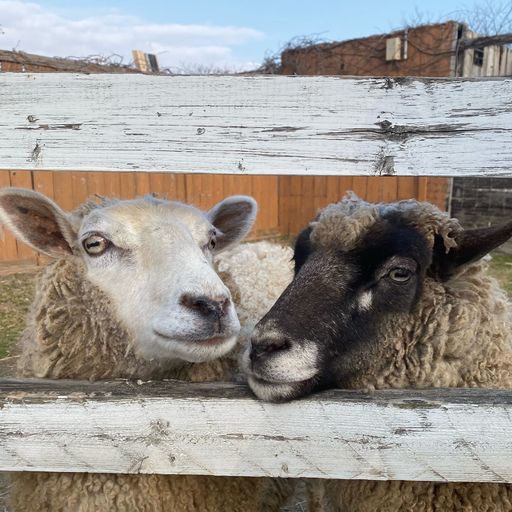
[0,74,510,176]
[1,378,511,482]
[1,74,512,485]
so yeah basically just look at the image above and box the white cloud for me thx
[0,0,263,71]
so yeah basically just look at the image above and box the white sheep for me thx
[245,193,512,511]
[0,188,294,512]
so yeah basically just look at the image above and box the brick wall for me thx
[451,177,512,254]
[281,22,459,77]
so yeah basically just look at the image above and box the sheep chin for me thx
[247,374,317,403]
[136,333,238,363]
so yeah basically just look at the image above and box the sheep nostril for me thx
[181,294,229,319]
[250,339,290,362]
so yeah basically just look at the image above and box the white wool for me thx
[217,241,294,327]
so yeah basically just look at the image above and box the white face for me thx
[241,321,320,402]
[78,199,240,362]
[0,189,257,365]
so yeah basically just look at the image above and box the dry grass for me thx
[0,272,36,359]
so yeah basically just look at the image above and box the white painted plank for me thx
[1,379,512,482]
[0,74,511,176]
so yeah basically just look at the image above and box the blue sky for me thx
[0,0,486,71]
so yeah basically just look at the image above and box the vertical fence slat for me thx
[352,176,368,198]
[9,171,36,263]
[0,172,451,263]
[53,172,75,211]
[0,171,18,262]
[397,177,418,201]
[135,173,151,197]
[87,171,106,197]
[71,173,89,206]
[336,177,355,200]
[381,176,399,202]
[251,175,278,234]
[103,172,122,198]
[119,172,136,199]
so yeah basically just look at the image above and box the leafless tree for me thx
[403,1,512,35]
[160,62,239,75]
[257,34,326,74]
[401,6,445,29]
[461,0,512,35]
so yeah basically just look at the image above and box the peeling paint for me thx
[28,141,43,164]
[17,123,82,131]
[373,149,395,176]
[0,74,510,175]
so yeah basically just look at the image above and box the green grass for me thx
[0,272,36,359]
[489,253,512,296]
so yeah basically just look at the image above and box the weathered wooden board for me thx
[0,74,511,176]
[1,378,511,482]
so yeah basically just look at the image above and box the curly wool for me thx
[325,480,512,512]
[311,192,460,253]
[10,241,294,512]
[11,473,290,512]
[216,241,294,327]
[310,194,512,511]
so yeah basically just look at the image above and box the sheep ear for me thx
[0,188,76,258]
[207,195,257,251]
[431,221,512,280]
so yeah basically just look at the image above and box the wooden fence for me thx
[0,73,511,482]
[0,170,447,264]
[2,379,511,482]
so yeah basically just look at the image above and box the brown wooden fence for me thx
[0,170,448,264]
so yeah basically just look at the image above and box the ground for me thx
[0,271,36,378]
[0,272,35,358]
[0,254,510,511]
[488,253,512,295]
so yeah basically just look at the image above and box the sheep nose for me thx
[181,294,229,319]
[249,338,290,362]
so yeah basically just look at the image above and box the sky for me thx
[0,0,487,72]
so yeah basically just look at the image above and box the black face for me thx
[244,219,432,402]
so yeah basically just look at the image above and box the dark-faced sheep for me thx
[245,192,512,512]
[0,188,293,512]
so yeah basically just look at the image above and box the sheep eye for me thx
[389,267,413,283]
[209,238,216,250]
[83,234,110,256]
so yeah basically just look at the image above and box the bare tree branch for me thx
[460,0,512,35]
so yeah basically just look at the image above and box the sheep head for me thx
[0,188,257,363]
[244,193,512,402]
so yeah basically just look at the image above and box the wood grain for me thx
[1,378,511,482]
[0,75,510,176]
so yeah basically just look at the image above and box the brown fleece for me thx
[310,194,512,511]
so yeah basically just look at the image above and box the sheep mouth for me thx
[153,330,232,346]
[248,373,316,387]
[245,356,319,385]
[246,374,318,403]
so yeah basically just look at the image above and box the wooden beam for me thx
[0,74,511,176]
[460,33,512,49]
[1,378,512,482]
